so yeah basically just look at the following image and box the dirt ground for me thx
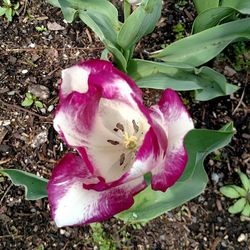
[0,0,249,249]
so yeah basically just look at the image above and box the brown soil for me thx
[0,0,249,249]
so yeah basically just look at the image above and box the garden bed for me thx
[0,0,249,249]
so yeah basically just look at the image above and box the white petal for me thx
[61,65,90,98]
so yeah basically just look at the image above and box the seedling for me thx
[233,42,250,71]
[0,0,19,22]
[21,92,44,109]
[220,169,250,218]
[35,25,47,32]
[90,223,115,250]
[173,23,185,40]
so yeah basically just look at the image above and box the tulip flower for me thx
[48,60,194,227]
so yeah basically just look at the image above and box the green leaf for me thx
[117,0,162,50]
[194,66,239,101]
[58,0,120,43]
[5,7,12,22]
[100,48,110,61]
[220,186,241,198]
[26,92,33,99]
[21,97,34,107]
[127,59,239,100]
[221,0,250,15]
[0,7,7,16]
[34,100,44,109]
[237,170,250,191]
[193,0,220,14]
[47,0,61,8]
[228,198,246,214]
[48,0,126,70]
[116,122,235,223]
[230,185,247,197]
[192,7,235,34]
[241,202,250,217]
[0,169,48,200]
[14,2,20,10]
[152,18,250,67]
[3,0,11,5]
[78,11,127,71]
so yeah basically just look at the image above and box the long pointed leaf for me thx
[118,0,162,50]
[127,59,239,100]
[152,18,250,67]
[0,169,48,200]
[221,0,250,15]
[193,0,220,14]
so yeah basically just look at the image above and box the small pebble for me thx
[22,69,28,74]
[47,105,54,112]
[31,131,48,148]
[29,43,36,48]
[237,233,247,242]
[7,91,16,96]
[31,208,36,213]
[60,229,66,235]
[224,66,237,77]
[40,108,46,114]
[211,173,220,184]
[28,84,50,100]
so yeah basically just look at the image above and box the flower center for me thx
[123,132,138,150]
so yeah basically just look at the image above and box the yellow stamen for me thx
[123,132,138,150]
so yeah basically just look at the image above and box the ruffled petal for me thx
[54,60,150,182]
[60,65,90,99]
[47,153,146,227]
[149,89,194,191]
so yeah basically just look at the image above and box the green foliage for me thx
[232,42,250,71]
[127,59,239,101]
[220,170,250,217]
[0,169,48,200]
[0,0,19,22]
[116,122,235,223]
[90,223,116,250]
[173,23,185,40]
[35,25,48,32]
[21,92,44,109]
[193,0,219,14]
[46,0,162,71]
[152,18,250,67]
[192,0,250,33]
[221,0,250,15]
[117,0,162,50]
[192,7,235,34]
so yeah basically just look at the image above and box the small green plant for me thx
[233,42,250,71]
[0,0,19,22]
[35,25,48,32]
[21,92,44,109]
[175,0,188,8]
[220,169,250,218]
[90,223,116,250]
[173,23,185,40]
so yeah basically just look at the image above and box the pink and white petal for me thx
[122,127,161,182]
[47,153,146,227]
[60,64,90,99]
[84,60,143,103]
[150,89,194,192]
[54,90,101,147]
[55,59,151,182]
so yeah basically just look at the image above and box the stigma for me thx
[123,132,138,150]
